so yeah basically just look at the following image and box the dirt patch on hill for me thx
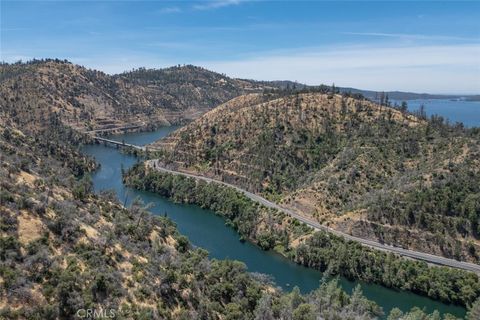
[17,211,45,245]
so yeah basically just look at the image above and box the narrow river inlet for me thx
[81,127,467,319]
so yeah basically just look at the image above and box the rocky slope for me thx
[0,60,268,134]
[149,92,480,263]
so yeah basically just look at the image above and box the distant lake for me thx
[402,99,480,128]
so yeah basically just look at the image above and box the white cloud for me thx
[193,0,244,11]
[342,32,478,42]
[4,42,478,94]
[76,56,175,74]
[0,54,32,62]
[195,43,480,94]
[157,7,182,14]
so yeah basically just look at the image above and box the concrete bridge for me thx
[86,125,143,135]
[93,136,145,151]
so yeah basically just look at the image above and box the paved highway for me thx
[146,160,480,274]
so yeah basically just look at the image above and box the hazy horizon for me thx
[2,0,479,94]
[4,58,480,97]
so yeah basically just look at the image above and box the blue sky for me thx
[1,0,479,94]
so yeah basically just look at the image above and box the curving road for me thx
[146,160,480,274]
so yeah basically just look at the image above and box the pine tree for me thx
[467,297,480,320]
[254,294,274,320]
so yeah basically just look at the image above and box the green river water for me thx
[81,127,467,319]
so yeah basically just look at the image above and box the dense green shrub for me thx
[125,165,480,306]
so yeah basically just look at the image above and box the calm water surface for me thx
[82,128,467,318]
[404,99,480,127]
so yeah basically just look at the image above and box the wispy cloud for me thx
[1,54,32,62]
[157,6,182,14]
[342,32,479,42]
[196,43,480,94]
[1,28,32,32]
[145,41,201,50]
[5,42,479,94]
[69,55,176,75]
[193,0,244,11]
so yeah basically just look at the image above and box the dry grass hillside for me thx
[0,123,271,319]
[150,92,423,187]
[0,60,268,134]
[0,114,391,320]
[150,92,480,263]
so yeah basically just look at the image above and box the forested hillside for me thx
[124,165,480,307]
[0,97,454,320]
[0,60,268,134]
[149,92,480,263]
